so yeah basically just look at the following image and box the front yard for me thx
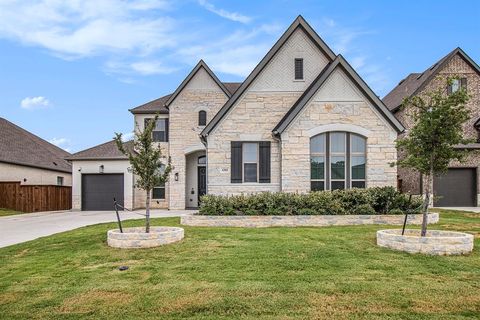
[0,209,478,319]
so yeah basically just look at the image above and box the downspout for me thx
[272,131,282,191]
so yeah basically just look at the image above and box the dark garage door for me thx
[433,168,476,207]
[82,174,124,211]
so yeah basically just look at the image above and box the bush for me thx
[199,187,423,216]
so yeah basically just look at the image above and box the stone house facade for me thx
[384,48,480,207]
[68,16,403,211]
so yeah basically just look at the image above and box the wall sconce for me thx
[99,165,104,173]
[78,167,82,172]
[174,172,179,181]
[127,167,132,173]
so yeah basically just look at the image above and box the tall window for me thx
[198,110,207,126]
[145,118,168,142]
[294,58,304,80]
[448,78,467,94]
[152,164,166,199]
[243,143,258,182]
[57,176,64,186]
[310,132,366,191]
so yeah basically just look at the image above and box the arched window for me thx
[310,132,366,191]
[198,110,207,126]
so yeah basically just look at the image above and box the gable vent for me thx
[294,58,304,80]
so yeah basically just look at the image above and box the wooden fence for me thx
[0,182,71,213]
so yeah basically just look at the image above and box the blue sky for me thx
[0,0,479,153]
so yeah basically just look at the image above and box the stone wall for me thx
[281,68,398,192]
[377,229,474,255]
[168,67,228,209]
[181,212,439,228]
[395,53,480,196]
[107,227,184,248]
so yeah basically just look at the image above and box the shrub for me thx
[198,187,422,216]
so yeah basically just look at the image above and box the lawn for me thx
[0,210,478,319]
[0,208,23,217]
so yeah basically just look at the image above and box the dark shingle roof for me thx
[383,47,480,112]
[66,140,134,161]
[129,82,242,115]
[0,117,71,173]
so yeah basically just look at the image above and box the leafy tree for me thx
[396,77,470,236]
[114,114,172,233]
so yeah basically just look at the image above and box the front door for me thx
[197,166,206,203]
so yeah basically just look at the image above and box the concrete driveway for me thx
[0,209,194,248]
[435,207,480,212]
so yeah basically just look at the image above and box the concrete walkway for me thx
[0,209,194,248]
[435,207,480,213]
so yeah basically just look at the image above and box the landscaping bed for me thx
[199,187,423,216]
[181,212,439,227]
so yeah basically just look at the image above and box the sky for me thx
[0,0,479,153]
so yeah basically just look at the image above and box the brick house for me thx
[383,48,480,207]
[68,16,403,211]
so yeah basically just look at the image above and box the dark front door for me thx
[197,166,206,203]
[433,168,476,207]
[82,174,124,211]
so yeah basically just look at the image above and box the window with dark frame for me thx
[448,77,467,95]
[152,164,166,199]
[294,58,304,80]
[145,118,168,142]
[310,132,366,191]
[57,176,64,186]
[198,110,207,126]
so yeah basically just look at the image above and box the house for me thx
[383,47,480,207]
[0,117,72,186]
[68,16,403,211]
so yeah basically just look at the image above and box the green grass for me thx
[0,208,23,217]
[0,210,479,319]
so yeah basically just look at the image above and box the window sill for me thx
[293,79,305,82]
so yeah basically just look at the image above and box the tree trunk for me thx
[145,189,151,233]
[421,172,433,237]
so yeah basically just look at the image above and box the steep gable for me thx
[274,55,404,135]
[201,15,336,139]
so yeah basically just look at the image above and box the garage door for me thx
[82,174,124,211]
[433,168,476,207]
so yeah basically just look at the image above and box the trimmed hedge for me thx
[198,187,423,216]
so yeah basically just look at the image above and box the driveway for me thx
[0,209,194,248]
[435,207,480,213]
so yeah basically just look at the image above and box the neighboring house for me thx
[0,117,72,186]
[68,16,403,211]
[384,47,480,207]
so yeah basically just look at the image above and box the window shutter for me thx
[461,78,467,90]
[259,141,271,183]
[231,142,242,183]
[294,58,303,80]
[165,118,169,142]
[447,84,452,95]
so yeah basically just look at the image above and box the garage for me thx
[82,174,124,211]
[433,168,477,207]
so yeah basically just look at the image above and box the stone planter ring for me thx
[107,227,184,249]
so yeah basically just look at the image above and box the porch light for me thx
[175,172,179,181]
[99,165,104,173]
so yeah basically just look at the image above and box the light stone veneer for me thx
[181,213,439,228]
[107,227,184,248]
[281,68,398,192]
[377,229,474,255]
[168,67,228,209]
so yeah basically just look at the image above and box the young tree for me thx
[114,114,172,233]
[396,77,470,236]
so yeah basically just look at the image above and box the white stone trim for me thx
[238,133,264,141]
[193,106,209,112]
[307,123,372,137]
[183,144,205,155]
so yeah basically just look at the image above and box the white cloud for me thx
[20,96,51,110]
[121,132,135,141]
[105,60,178,76]
[198,0,251,24]
[48,137,71,152]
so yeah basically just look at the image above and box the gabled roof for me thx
[66,140,133,161]
[129,94,171,114]
[200,15,336,139]
[273,55,404,135]
[0,117,71,173]
[166,60,232,107]
[383,47,480,112]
